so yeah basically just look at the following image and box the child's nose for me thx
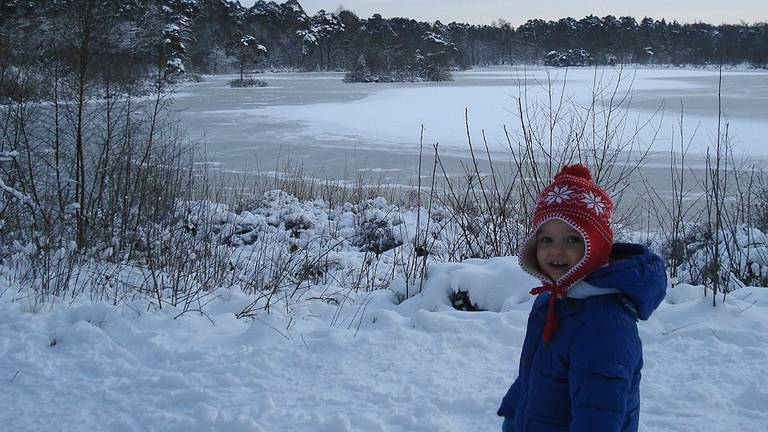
[549,243,566,254]
[553,240,572,253]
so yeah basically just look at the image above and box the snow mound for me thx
[402,256,538,313]
[664,283,705,304]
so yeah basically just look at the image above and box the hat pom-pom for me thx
[556,164,592,181]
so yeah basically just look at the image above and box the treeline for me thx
[3,0,767,86]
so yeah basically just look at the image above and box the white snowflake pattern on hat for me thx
[544,185,575,205]
[581,191,607,215]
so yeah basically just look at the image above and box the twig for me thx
[300,334,311,352]
[737,299,758,315]
[251,316,290,340]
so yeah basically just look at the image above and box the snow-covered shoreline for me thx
[3,190,768,431]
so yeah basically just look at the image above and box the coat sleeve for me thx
[567,314,640,432]
[498,295,547,420]
[497,379,520,418]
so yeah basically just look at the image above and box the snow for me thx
[402,257,538,312]
[172,68,768,182]
[3,260,768,431]
[254,67,768,157]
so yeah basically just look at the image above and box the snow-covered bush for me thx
[751,176,768,233]
[655,222,768,290]
[544,49,593,67]
[0,64,43,103]
[350,197,404,254]
[343,68,441,83]
[228,78,268,88]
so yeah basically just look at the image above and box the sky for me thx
[241,0,767,26]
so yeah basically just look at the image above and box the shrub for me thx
[544,49,593,67]
[228,78,268,88]
[449,289,483,311]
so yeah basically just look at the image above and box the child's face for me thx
[535,219,585,281]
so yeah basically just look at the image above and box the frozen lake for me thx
[173,67,768,191]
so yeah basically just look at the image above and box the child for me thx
[497,164,667,432]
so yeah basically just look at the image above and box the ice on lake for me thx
[173,66,768,187]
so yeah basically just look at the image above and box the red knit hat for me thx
[519,164,614,342]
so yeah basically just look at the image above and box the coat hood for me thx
[583,243,668,320]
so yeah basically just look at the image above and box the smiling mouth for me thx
[548,261,569,269]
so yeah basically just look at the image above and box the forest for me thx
[2,0,767,87]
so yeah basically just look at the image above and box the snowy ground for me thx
[3,260,768,432]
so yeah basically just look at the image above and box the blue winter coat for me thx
[497,243,667,432]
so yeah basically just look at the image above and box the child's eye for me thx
[567,235,583,244]
[538,236,552,244]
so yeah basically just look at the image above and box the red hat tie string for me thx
[530,284,568,343]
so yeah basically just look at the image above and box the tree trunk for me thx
[75,0,93,249]
[239,50,244,81]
